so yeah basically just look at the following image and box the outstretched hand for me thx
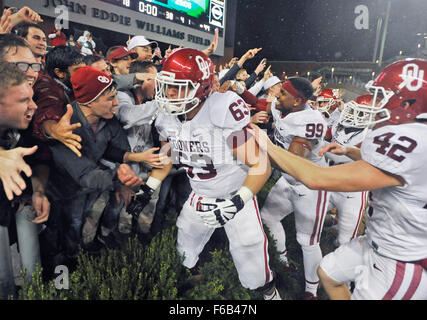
[245,48,262,59]
[202,28,219,56]
[318,142,347,157]
[10,6,43,26]
[255,58,267,75]
[0,146,38,200]
[47,104,82,157]
[0,8,13,34]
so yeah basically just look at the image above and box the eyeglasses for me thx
[12,62,42,73]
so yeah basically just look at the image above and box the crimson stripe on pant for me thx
[402,264,423,300]
[310,191,327,245]
[253,197,271,284]
[382,261,406,300]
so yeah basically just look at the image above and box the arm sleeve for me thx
[116,92,158,129]
[114,74,136,91]
[240,90,258,106]
[219,63,241,86]
[103,118,131,163]
[240,90,268,111]
[50,143,116,191]
[32,77,66,140]
[245,72,258,89]
[248,79,265,96]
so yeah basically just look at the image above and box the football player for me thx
[316,88,343,139]
[129,48,280,299]
[260,77,329,300]
[248,59,427,300]
[323,94,375,247]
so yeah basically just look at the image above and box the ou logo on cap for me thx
[399,63,424,92]
[98,75,110,84]
[195,56,211,80]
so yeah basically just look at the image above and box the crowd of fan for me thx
[0,6,330,299]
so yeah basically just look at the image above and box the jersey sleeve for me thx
[209,91,251,131]
[361,125,419,181]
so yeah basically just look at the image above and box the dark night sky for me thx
[233,0,427,63]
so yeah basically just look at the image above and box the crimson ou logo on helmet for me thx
[195,56,211,80]
[97,75,110,84]
[400,63,424,92]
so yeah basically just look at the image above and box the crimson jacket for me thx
[32,74,73,141]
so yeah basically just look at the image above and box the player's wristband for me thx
[146,176,162,191]
[231,186,254,212]
[236,186,254,204]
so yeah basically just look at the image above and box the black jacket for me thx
[0,130,31,227]
[48,102,130,201]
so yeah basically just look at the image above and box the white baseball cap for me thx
[127,35,158,50]
[263,76,282,90]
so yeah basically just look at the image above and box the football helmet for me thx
[155,48,214,115]
[316,88,341,115]
[339,94,376,128]
[365,58,427,127]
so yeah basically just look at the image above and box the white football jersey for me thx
[327,108,341,128]
[361,122,427,261]
[327,124,370,165]
[271,102,328,166]
[155,91,251,198]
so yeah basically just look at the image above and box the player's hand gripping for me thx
[196,194,245,228]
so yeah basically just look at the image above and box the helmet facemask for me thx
[339,101,384,128]
[364,81,397,127]
[155,71,201,116]
[316,97,334,115]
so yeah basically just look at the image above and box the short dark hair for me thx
[129,60,156,74]
[83,54,104,66]
[288,77,314,100]
[15,23,46,38]
[45,45,84,79]
[0,62,26,101]
[0,33,30,62]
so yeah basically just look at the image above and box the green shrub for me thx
[15,176,341,300]
[17,227,190,300]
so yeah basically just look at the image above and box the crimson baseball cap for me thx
[71,66,113,105]
[108,46,138,62]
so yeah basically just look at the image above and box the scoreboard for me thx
[5,0,228,55]
[98,0,225,35]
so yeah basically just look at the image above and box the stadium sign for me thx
[6,0,225,55]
